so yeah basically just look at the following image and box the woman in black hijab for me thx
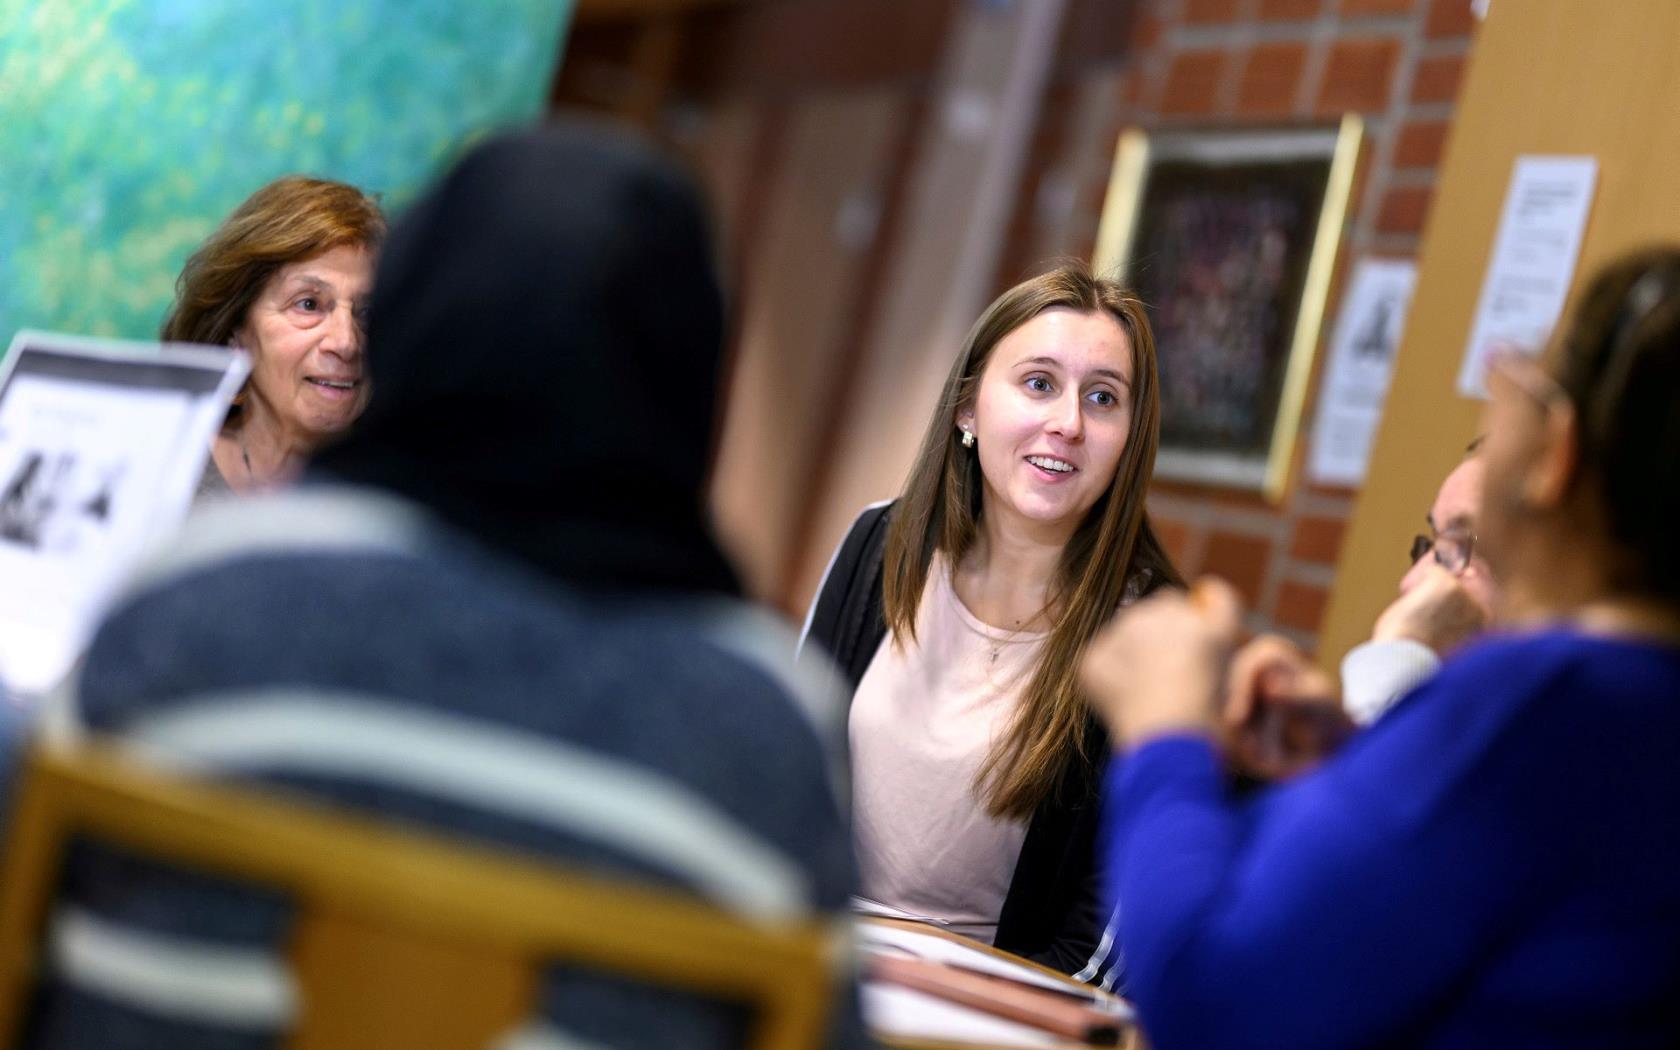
[54,124,865,1050]
[315,122,739,595]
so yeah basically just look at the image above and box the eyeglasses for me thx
[1408,526,1476,576]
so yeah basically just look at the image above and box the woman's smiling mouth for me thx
[306,376,360,400]
[1026,454,1076,477]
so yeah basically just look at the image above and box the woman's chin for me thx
[998,494,1092,532]
[291,409,364,445]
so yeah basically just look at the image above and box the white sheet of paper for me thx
[1457,155,1598,397]
[849,895,953,925]
[0,332,248,697]
[1308,258,1418,486]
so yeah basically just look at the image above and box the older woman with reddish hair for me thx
[162,176,384,495]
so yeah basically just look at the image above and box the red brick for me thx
[1289,515,1348,564]
[1119,69,1145,107]
[1161,50,1227,116]
[1274,580,1330,632]
[1184,0,1243,24]
[1211,488,1277,513]
[1376,184,1433,234]
[1129,10,1164,49]
[1340,0,1416,13]
[1424,0,1477,37]
[1393,120,1448,169]
[1257,0,1322,20]
[1410,53,1465,104]
[1237,42,1308,115]
[1316,37,1401,113]
[1151,517,1194,572]
[1200,532,1273,607]
[1304,477,1360,499]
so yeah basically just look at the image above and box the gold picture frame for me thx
[1094,116,1363,502]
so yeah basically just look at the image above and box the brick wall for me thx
[1001,0,1476,652]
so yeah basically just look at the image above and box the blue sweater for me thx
[1105,629,1680,1050]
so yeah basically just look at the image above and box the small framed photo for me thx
[1093,118,1363,501]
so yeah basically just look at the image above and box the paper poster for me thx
[0,332,248,698]
[1457,155,1598,397]
[1308,258,1418,487]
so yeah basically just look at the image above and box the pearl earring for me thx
[961,430,975,449]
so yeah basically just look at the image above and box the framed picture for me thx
[1092,118,1362,501]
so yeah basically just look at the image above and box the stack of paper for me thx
[857,920,1134,1048]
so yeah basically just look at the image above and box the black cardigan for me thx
[799,502,1122,983]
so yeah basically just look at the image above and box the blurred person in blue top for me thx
[1080,246,1680,1049]
[25,124,865,1049]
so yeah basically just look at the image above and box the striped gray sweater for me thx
[29,485,865,1050]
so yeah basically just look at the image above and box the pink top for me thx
[849,553,1048,942]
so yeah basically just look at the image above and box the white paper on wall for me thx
[1308,258,1419,487]
[1457,155,1598,397]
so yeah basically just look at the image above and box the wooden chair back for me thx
[0,742,840,1050]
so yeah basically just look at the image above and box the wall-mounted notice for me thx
[1456,155,1598,397]
[1308,258,1418,487]
[0,332,248,699]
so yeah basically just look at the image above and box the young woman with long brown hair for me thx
[800,262,1181,979]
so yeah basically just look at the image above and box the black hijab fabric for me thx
[311,123,739,597]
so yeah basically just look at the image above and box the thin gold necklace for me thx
[987,607,1049,663]
[949,559,1050,662]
